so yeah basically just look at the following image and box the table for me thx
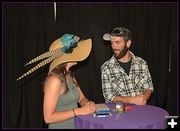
[75,103,169,129]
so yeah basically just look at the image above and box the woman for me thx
[43,62,96,129]
[17,34,96,129]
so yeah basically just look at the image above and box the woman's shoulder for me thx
[48,75,61,82]
[44,75,64,94]
[45,75,64,88]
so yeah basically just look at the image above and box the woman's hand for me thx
[75,101,96,115]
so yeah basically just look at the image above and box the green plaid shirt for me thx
[101,52,154,103]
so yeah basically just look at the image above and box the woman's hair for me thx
[44,63,72,94]
[44,62,79,95]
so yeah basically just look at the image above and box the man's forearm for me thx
[112,89,152,104]
[143,89,152,101]
[113,96,130,103]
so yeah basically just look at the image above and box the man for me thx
[101,27,153,105]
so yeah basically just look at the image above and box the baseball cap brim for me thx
[103,33,111,41]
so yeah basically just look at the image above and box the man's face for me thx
[110,36,129,59]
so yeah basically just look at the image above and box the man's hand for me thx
[130,95,147,105]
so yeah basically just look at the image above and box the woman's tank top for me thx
[48,74,80,129]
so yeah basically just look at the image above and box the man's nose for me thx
[111,43,118,49]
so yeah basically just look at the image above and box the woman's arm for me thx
[43,76,75,124]
[72,76,90,106]
[77,87,90,106]
[43,76,96,124]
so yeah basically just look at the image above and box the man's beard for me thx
[113,45,129,59]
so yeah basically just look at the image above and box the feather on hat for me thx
[17,34,92,81]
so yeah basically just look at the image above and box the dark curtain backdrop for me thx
[3,2,178,128]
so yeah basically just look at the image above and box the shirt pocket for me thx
[110,76,125,90]
[134,73,145,90]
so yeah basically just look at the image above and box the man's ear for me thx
[127,40,131,48]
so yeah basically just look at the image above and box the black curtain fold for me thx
[3,2,178,128]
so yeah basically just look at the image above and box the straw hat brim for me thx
[48,38,92,73]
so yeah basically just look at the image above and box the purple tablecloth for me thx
[75,103,169,129]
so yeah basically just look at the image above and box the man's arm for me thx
[143,89,152,101]
[113,89,152,105]
[113,95,145,105]
[113,96,130,103]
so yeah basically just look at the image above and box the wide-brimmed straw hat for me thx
[17,34,92,81]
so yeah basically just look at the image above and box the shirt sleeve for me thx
[101,67,116,103]
[142,63,154,92]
